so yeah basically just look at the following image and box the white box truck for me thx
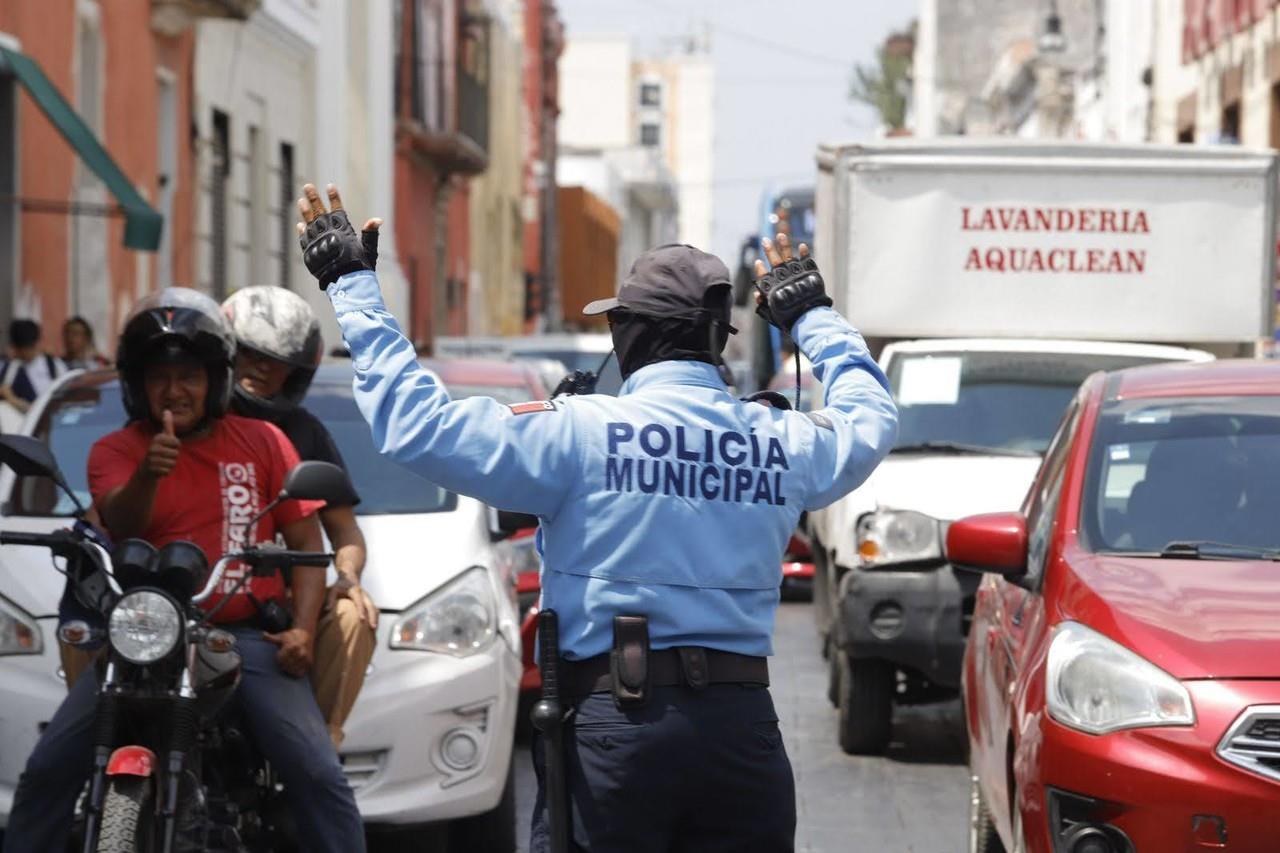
[807,140,1278,755]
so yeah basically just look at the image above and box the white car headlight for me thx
[856,509,942,566]
[0,594,42,655]
[1047,621,1194,735]
[108,590,182,665]
[391,567,497,656]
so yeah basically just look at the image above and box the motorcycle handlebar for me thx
[192,549,334,605]
[0,530,73,549]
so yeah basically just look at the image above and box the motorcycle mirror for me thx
[0,434,59,478]
[0,434,89,516]
[281,460,358,504]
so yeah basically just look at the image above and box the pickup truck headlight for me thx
[0,594,41,655]
[856,509,943,567]
[1047,621,1194,735]
[391,567,497,656]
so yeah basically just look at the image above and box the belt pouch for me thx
[610,615,650,710]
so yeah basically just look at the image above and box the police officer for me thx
[294,183,898,852]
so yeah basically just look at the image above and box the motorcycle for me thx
[0,434,354,853]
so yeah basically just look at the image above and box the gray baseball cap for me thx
[583,244,737,332]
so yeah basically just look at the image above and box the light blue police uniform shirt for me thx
[328,270,898,660]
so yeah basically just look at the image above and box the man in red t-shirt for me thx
[89,394,318,630]
[2,289,365,853]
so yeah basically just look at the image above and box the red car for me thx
[951,360,1280,853]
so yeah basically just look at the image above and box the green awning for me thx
[0,45,162,251]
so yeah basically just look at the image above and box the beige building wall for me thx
[468,0,526,336]
[1153,2,1280,147]
[558,36,631,150]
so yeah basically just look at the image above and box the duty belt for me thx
[561,647,769,699]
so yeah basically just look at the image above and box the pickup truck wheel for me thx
[968,774,1005,853]
[836,652,893,755]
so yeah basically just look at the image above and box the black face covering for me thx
[612,312,731,380]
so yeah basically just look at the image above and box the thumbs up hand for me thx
[142,409,182,480]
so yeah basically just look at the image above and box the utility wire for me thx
[632,0,856,68]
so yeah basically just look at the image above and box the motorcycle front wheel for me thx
[95,777,154,853]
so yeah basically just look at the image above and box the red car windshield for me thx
[1081,395,1280,556]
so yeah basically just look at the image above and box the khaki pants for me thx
[312,598,377,749]
[59,598,376,749]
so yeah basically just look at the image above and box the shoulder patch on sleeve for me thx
[806,411,834,430]
[509,400,557,415]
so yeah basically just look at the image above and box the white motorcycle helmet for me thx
[221,286,323,417]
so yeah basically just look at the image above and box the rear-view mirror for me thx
[946,512,1029,577]
[282,461,358,505]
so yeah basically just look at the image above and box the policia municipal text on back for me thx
[294,183,899,853]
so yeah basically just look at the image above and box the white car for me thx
[0,364,523,849]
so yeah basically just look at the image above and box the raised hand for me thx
[295,183,383,290]
[753,232,832,331]
[142,410,181,480]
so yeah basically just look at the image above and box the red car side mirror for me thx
[946,512,1029,577]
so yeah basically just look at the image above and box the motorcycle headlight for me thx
[856,509,943,567]
[391,567,497,656]
[1047,621,1194,735]
[108,590,182,665]
[0,594,41,655]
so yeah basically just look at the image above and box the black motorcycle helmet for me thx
[117,288,236,425]
[221,285,323,418]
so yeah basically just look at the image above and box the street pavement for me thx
[514,601,971,852]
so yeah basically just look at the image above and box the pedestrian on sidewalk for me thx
[295,182,898,853]
[0,320,66,427]
[61,315,110,370]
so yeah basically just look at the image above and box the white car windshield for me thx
[887,351,1178,456]
[1082,395,1280,556]
[10,377,455,517]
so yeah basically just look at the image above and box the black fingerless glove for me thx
[754,256,833,331]
[299,209,375,290]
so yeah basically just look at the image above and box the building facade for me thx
[467,0,525,337]
[520,0,562,332]
[191,0,317,305]
[1152,0,1280,147]
[557,34,682,296]
[0,0,220,350]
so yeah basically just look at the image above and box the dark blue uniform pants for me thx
[1,629,365,853]
[531,684,796,852]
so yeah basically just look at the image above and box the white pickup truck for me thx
[806,140,1278,755]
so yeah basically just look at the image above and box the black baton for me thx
[531,609,570,853]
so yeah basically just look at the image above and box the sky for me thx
[553,0,917,264]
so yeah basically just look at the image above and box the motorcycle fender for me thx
[105,745,157,777]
